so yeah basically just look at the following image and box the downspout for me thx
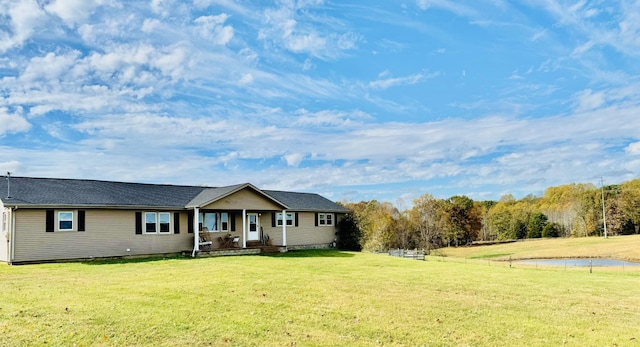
[191,207,200,257]
[9,207,16,264]
[242,209,246,248]
[282,209,287,247]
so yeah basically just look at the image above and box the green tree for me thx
[335,211,362,251]
[409,194,444,250]
[542,222,561,238]
[619,179,640,234]
[487,200,514,240]
[353,200,396,252]
[527,212,548,238]
[440,196,480,246]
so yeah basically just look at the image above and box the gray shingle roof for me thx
[263,190,348,213]
[0,176,346,213]
[0,176,204,208]
[185,183,288,209]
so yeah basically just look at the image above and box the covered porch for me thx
[187,184,291,257]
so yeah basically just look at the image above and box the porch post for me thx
[282,209,287,247]
[242,209,247,248]
[191,207,199,257]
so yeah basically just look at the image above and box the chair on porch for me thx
[231,236,240,248]
[199,228,213,251]
[218,234,237,248]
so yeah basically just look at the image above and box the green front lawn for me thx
[1,250,639,346]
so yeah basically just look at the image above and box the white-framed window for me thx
[199,212,229,232]
[145,212,171,234]
[58,211,74,231]
[2,211,7,233]
[318,213,334,226]
[221,212,229,231]
[145,212,157,233]
[159,212,170,233]
[277,212,294,226]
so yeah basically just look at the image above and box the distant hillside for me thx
[435,235,640,262]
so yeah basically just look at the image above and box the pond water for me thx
[516,258,640,267]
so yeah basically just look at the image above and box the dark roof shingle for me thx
[0,176,347,212]
[264,190,348,213]
[0,176,204,208]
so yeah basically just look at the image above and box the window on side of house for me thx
[144,212,172,234]
[200,212,217,232]
[276,213,294,226]
[2,211,6,233]
[199,212,229,232]
[317,213,334,227]
[159,212,171,233]
[220,212,229,231]
[58,211,74,231]
[145,212,157,233]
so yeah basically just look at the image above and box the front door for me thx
[247,213,259,241]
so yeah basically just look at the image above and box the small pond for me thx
[516,258,640,267]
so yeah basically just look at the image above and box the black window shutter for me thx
[78,210,85,232]
[295,212,299,227]
[46,210,54,232]
[174,212,180,234]
[230,213,236,231]
[135,212,142,235]
[315,213,319,227]
[187,211,194,233]
[271,212,276,227]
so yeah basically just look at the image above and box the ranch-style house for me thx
[0,176,348,264]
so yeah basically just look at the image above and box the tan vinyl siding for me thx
[201,188,283,210]
[262,212,336,247]
[12,209,194,263]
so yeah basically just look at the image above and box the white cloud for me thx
[2,0,640,203]
[45,0,108,27]
[0,160,22,174]
[573,89,606,112]
[238,73,254,85]
[150,0,174,17]
[302,58,315,71]
[626,142,640,156]
[0,0,47,52]
[571,40,595,56]
[293,109,371,127]
[416,0,478,17]
[530,29,547,42]
[194,14,234,45]
[0,108,31,135]
[150,44,191,81]
[193,0,246,12]
[258,3,359,60]
[369,72,438,90]
[141,18,161,33]
[618,7,640,52]
[20,51,82,82]
[283,153,305,167]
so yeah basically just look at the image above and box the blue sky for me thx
[1,0,640,206]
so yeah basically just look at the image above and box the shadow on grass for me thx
[80,254,191,265]
[264,249,356,258]
[77,250,355,265]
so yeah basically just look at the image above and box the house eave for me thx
[185,183,290,209]
[5,204,189,210]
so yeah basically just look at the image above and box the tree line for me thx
[335,179,640,252]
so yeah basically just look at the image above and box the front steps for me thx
[246,241,287,254]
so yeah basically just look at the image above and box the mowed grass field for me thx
[1,247,639,346]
